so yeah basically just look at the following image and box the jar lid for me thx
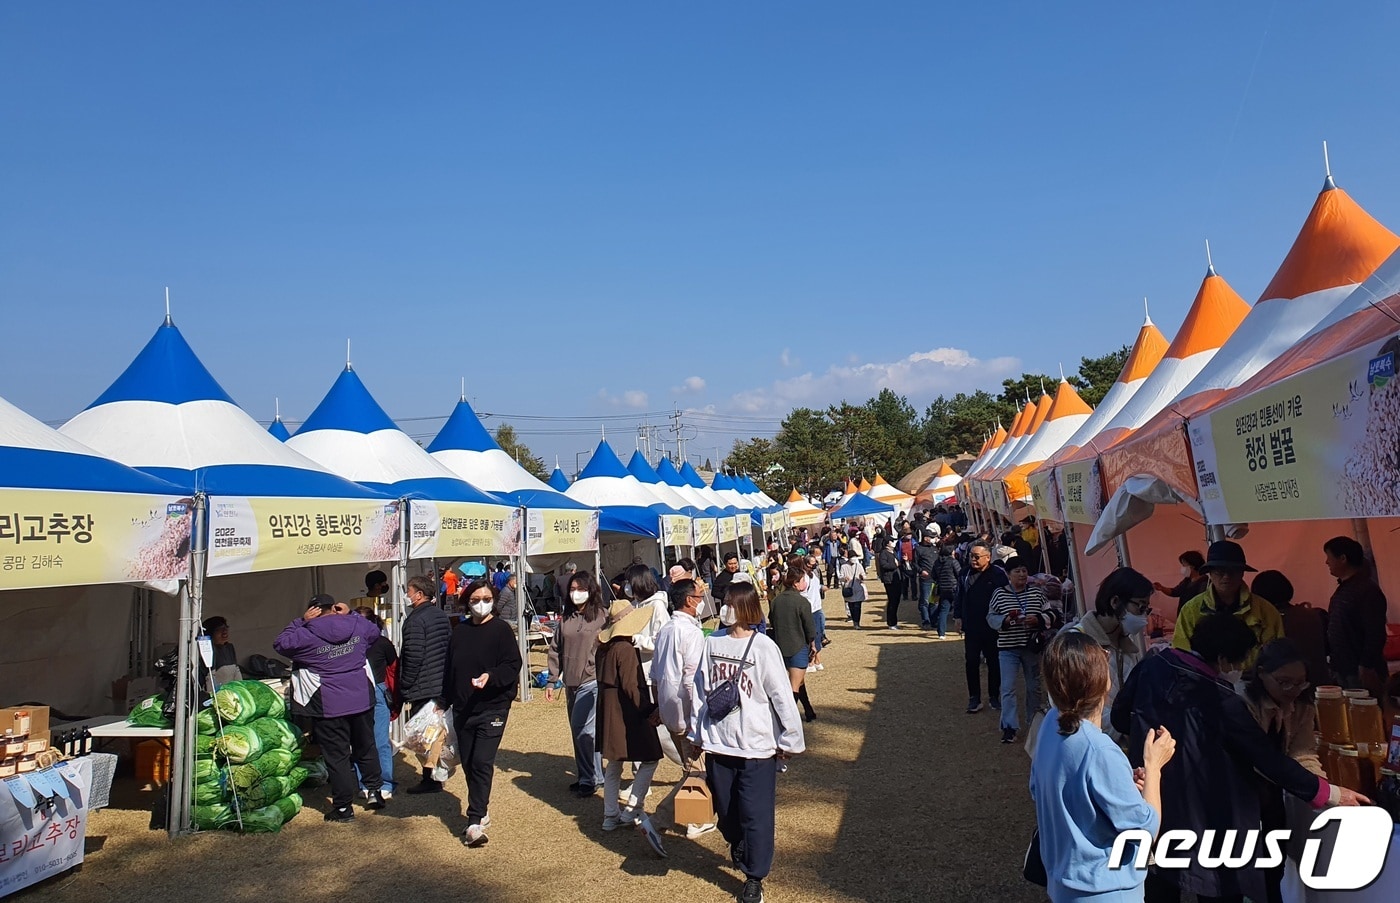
[1382,768,1398,777]
[1339,747,1361,757]
[1350,697,1379,707]
[1316,686,1343,697]
[1343,689,1371,698]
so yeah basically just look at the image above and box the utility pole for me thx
[670,410,686,467]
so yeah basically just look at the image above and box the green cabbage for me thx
[196,708,218,736]
[248,717,303,752]
[297,759,328,787]
[213,680,285,725]
[237,775,301,808]
[237,803,286,833]
[229,748,298,790]
[194,779,227,805]
[285,766,309,790]
[212,724,264,764]
[194,759,220,783]
[195,734,215,759]
[272,793,303,823]
[193,803,235,830]
[126,695,171,728]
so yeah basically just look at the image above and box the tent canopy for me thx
[547,467,571,491]
[829,492,895,520]
[565,441,679,537]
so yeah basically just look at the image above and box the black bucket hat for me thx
[1200,540,1256,574]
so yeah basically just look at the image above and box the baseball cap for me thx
[308,593,337,610]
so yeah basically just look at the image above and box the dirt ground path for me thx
[28,586,1044,903]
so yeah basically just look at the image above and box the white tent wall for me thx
[199,568,319,672]
[600,534,662,586]
[0,584,140,714]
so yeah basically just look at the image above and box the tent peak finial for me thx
[460,377,466,403]
[164,286,172,326]
[275,396,281,421]
[345,339,353,371]
[1204,238,1216,276]
[1059,362,1066,381]
[1142,296,1153,326]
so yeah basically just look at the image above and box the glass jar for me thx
[0,758,15,778]
[16,754,36,774]
[1376,769,1400,823]
[1316,686,1352,745]
[1323,744,1343,781]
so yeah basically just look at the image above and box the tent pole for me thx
[1063,521,1087,620]
[171,493,207,837]
[1114,533,1132,569]
[518,508,530,703]
[391,500,410,746]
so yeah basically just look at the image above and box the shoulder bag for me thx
[704,630,759,722]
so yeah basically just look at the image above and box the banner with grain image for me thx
[207,497,402,576]
[1190,334,1400,524]
[0,490,192,590]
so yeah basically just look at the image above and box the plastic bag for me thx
[238,803,285,833]
[400,701,451,768]
[237,774,301,808]
[196,708,218,736]
[193,802,236,830]
[272,792,303,823]
[430,712,459,783]
[127,694,172,728]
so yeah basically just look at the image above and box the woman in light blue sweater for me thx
[1031,632,1176,902]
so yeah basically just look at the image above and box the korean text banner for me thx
[1191,336,1400,524]
[693,517,718,546]
[411,501,522,560]
[733,514,748,540]
[527,508,599,556]
[0,490,191,591]
[0,758,91,895]
[208,497,401,576]
[1057,459,1104,525]
[1028,470,1064,524]
[718,516,737,543]
[661,514,692,548]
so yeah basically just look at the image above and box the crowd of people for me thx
[247,508,1396,903]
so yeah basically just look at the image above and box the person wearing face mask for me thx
[876,538,905,629]
[544,571,609,798]
[838,546,869,628]
[399,574,453,795]
[1172,541,1282,672]
[1243,640,1324,903]
[1063,568,1152,741]
[651,578,717,838]
[1151,550,1207,614]
[443,579,524,847]
[1113,614,1369,903]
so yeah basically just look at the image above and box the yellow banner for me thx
[527,508,600,556]
[693,517,718,546]
[718,516,737,543]
[661,514,693,547]
[1028,470,1064,523]
[1057,459,1104,525]
[1191,337,1400,523]
[734,514,749,540]
[0,489,192,590]
[207,497,401,576]
[411,501,522,559]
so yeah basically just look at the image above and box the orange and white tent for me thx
[918,460,963,505]
[976,399,1038,479]
[834,479,861,511]
[856,476,873,493]
[784,488,827,528]
[961,425,1006,508]
[984,390,1053,513]
[865,472,915,515]
[1089,176,1399,550]
[1002,379,1093,505]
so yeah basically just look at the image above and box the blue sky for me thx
[5,2,1400,472]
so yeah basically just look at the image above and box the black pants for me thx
[314,710,379,810]
[453,707,510,824]
[903,569,918,601]
[884,579,904,626]
[824,560,838,587]
[964,631,1000,702]
[707,753,778,880]
[846,596,863,626]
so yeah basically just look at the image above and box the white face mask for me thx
[1180,566,1192,578]
[570,590,589,606]
[1221,669,1243,686]
[1120,612,1148,636]
[720,604,738,627]
[470,600,494,619]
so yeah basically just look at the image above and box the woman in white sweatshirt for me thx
[692,582,805,903]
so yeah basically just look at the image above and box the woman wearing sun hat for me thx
[595,598,668,857]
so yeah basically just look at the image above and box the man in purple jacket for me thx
[274,594,387,821]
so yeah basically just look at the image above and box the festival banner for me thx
[734,513,750,540]
[1028,469,1065,523]
[207,497,401,576]
[0,490,192,590]
[718,516,737,544]
[410,501,522,560]
[1057,459,1104,525]
[526,508,599,556]
[1191,336,1400,524]
[661,514,693,548]
[693,517,718,546]
[0,759,91,895]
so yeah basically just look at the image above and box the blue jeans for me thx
[357,681,395,794]
[997,649,1042,732]
[813,609,826,647]
[567,680,602,788]
[918,579,935,628]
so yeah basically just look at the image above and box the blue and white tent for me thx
[289,366,510,507]
[656,457,726,515]
[428,397,594,514]
[547,468,571,492]
[679,461,734,513]
[625,452,703,515]
[62,319,385,499]
[267,415,291,442]
[829,491,895,520]
[565,441,681,538]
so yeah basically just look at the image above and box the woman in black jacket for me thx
[1111,614,1367,902]
[931,539,962,639]
[876,540,904,629]
[444,579,524,848]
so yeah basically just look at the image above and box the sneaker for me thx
[685,822,717,839]
[324,806,354,822]
[380,788,393,800]
[920,622,931,630]
[1001,728,1018,744]
[815,663,825,671]
[990,700,1001,710]
[777,759,788,774]
[804,710,817,723]
[637,815,667,858]
[463,822,489,847]
[406,779,442,795]
[806,665,817,673]
[888,624,901,630]
[603,812,638,831]
[571,783,597,798]
[479,813,491,829]
[364,790,388,811]
[739,877,765,903]
[966,699,983,714]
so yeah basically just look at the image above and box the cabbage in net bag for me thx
[272,792,303,823]
[238,803,285,833]
[193,803,236,830]
[229,748,298,790]
[213,724,265,764]
[247,717,304,752]
[214,680,285,725]
[238,774,301,808]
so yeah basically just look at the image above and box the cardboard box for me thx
[673,774,714,826]
[0,706,49,746]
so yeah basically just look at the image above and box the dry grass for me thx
[26,587,1043,903]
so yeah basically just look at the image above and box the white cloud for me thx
[779,348,799,368]
[597,388,651,409]
[728,346,1021,415]
[670,376,706,394]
